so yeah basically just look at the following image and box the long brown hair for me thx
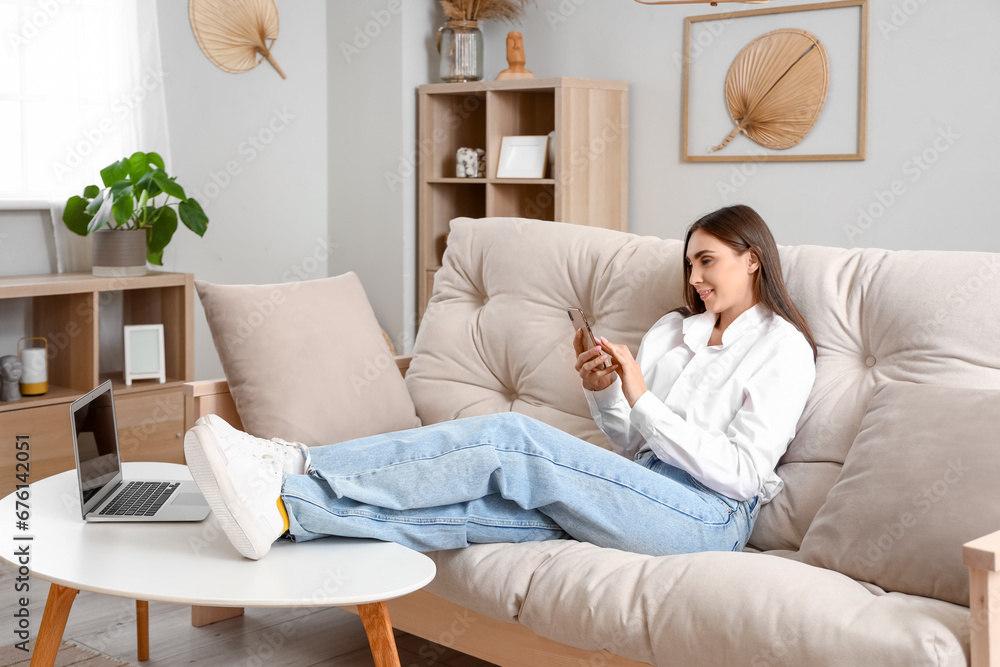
[668,204,818,361]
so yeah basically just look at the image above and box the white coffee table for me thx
[0,462,436,667]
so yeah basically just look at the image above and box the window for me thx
[0,0,168,199]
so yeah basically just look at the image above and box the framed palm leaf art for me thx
[682,0,868,162]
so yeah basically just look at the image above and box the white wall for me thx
[332,0,1000,355]
[6,1,997,373]
[468,0,997,251]
[155,0,328,380]
[325,2,438,358]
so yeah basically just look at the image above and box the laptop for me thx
[71,380,210,522]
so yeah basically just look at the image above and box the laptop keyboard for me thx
[97,481,180,517]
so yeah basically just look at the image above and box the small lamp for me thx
[18,337,48,396]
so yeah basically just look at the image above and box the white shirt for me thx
[584,303,816,504]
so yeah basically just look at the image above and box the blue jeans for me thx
[281,412,761,556]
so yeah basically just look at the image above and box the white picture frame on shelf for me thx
[123,324,166,386]
[496,135,550,178]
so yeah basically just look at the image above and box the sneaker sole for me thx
[184,425,270,560]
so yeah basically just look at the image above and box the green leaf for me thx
[151,170,186,200]
[137,188,149,213]
[87,194,113,233]
[179,198,208,236]
[63,195,94,236]
[147,247,164,266]
[109,179,133,198]
[85,190,106,215]
[148,206,178,255]
[135,171,162,199]
[100,159,129,187]
[146,152,165,171]
[83,184,99,199]
[112,193,134,226]
[127,151,153,183]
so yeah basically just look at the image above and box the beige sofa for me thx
[187,216,1000,667]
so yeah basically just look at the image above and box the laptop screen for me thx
[72,382,121,505]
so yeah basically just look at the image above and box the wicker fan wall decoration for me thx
[712,28,829,152]
[189,0,287,79]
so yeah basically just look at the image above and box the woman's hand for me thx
[596,336,648,408]
[574,328,619,392]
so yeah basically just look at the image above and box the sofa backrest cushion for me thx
[796,381,1000,606]
[405,217,1000,550]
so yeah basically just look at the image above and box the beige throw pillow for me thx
[797,381,1000,606]
[195,273,421,446]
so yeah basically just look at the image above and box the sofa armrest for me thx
[964,528,1000,667]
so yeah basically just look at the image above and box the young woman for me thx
[184,204,818,561]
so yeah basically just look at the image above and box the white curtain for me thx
[0,0,171,271]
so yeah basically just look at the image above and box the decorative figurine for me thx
[0,355,22,402]
[456,147,486,178]
[496,31,534,80]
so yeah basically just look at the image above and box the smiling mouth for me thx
[697,289,713,299]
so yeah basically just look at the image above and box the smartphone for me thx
[567,307,611,369]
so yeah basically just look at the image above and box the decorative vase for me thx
[92,228,148,277]
[437,20,484,82]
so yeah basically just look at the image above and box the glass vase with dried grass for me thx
[436,0,536,82]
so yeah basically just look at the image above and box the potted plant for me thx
[63,151,209,276]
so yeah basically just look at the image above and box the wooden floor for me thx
[2,567,497,666]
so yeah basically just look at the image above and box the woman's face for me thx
[685,229,758,322]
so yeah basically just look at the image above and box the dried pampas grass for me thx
[439,0,536,23]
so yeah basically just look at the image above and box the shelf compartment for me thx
[33,291,98,394]
[122,285,192,382]
[487,90,555,179]
[489,182,556,221]
[423,182,486,268]
[421,92,487,180]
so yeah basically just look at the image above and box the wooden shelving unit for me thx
[0,271,194,497]
[417,77,629,324]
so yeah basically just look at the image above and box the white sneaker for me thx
[184,421,288,560]
[196,414,311,475]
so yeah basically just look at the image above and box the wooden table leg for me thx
[30,583,78,667]
[136,600,149,661]
[191,605,244,627]
[357,601,401,667]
